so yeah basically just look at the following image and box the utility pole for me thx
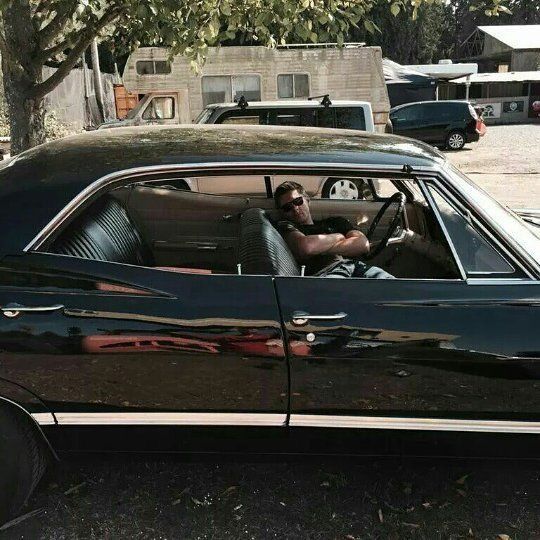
[90,38,105,123]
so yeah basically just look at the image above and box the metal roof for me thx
[451,71,540,84]
[478,25,540,50]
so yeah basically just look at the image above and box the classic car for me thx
[0,124,538,524]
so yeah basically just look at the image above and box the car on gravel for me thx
[389,100,486,150]
[0,124,538,525]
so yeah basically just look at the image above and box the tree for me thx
[0,0,509,154]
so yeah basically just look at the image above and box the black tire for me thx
[445,130,466,150]
[0,406,48,525]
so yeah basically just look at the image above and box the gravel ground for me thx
[443,123,540,209]
[2,123,540,540]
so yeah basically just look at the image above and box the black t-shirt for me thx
[277,217,356,275]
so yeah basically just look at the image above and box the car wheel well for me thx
[0,399,53,524]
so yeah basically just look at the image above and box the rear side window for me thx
[394,104,422,122]
[335,108,366,130]
[270,109,316,127]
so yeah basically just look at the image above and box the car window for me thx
[427,185,516,276]
[335,108,366,130]
[218,113,262,125]
[142,97,175,120]
[394,105,422,122]
[317,108,334,128]
[270,109,316,127]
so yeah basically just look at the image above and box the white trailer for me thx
[120,44,390,132]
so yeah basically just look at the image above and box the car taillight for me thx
[468,103,478,120]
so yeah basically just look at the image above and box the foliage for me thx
[0,106,72,141]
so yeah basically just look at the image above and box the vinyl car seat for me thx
[50,196,154,266]
[238,208,300,276]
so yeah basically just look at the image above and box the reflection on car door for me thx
[0,253,288,426]
[275,277,540,430]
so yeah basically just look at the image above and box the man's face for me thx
[278,189,312,225]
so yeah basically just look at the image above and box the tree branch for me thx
[38,0,79,49]
[31,8,122,100]
[38,33,78,63]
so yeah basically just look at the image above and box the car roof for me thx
[391,100,470,111]
[0,124,444,255]
[204,100,372,110]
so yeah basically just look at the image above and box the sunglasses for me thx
[280,196,304,212]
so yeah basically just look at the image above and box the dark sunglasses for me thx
[280,196,304,212]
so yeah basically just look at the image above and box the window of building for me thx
[277,74,310,98]
[486,82,528,99]
[136,61,171,75]
[201,75,261,107]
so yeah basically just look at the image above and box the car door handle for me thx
[291,311,347,326]
[1,302,64,318]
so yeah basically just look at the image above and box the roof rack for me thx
[307,94,332,107]
[276,42,365,49]
[236,96,249,109]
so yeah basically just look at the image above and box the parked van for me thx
[390,100,486,150]
[101,44,391,132]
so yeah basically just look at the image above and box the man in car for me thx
[274,181,394,278]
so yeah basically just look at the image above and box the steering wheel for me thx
[364,192,406,259]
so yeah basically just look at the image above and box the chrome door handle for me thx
[1,303,65,318]
[291,311,347,326]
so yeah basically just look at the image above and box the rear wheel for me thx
[445,130,466,150]
[0,406,48,525]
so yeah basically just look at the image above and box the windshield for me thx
[445,163,540,271]
[194,107,215,124]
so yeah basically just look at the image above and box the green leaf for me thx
[363,19,375,33]
[390,3,400,16]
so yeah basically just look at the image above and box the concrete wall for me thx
[123,46,390,125]
[474,96,531,124]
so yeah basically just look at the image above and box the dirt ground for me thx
[2,123,540,540]
[443,123,540,209]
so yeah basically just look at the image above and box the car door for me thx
[274,183,540,431]
[390,104,426,141]
[0,252,288,426]
[275,277,539,430]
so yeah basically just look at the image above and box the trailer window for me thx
[136,61,171,75]
[202,75,261,107]
[277,74,309,98]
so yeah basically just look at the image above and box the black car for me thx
[389,100,486,150]
[0,125,538,524]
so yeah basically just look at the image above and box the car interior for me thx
[41,172,472,280]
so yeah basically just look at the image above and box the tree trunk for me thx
[1,0,45,155]
[1,66,46,155]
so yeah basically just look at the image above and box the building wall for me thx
[123,46,390,125]
[511,50,540,71]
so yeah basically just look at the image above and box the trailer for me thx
[118,44,390,132]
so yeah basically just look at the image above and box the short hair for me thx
[273,181,307,208]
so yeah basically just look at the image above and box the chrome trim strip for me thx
[23,161,439,252]
[290,414,540,433]
[31,412,56,425]
[466,278,538,286]
[52,412,286,426]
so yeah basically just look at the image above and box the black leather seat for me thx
[239,208,300,276]
[51,196,154,266]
